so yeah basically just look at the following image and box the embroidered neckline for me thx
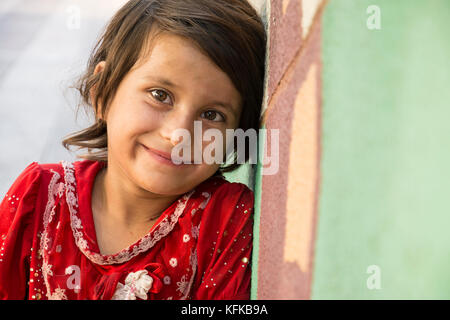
[61,161,195,265]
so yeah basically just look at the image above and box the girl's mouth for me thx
[141,144,188,168]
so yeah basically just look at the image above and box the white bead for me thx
[169,258,178,267]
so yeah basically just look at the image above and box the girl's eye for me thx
[149,90,224,122]
[149,89,172,105]
[201,110,225,122]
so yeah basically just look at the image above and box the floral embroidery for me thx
[199,192,211,209]
[41,260,53,278]
[191,223,200,239]
[169,258,178,268]
[176,275,188,297]
[49,287,68,300]
[183,234,190,243]
[62,160,196,265]
[62,161,89,255]
[42,170,61,231]
[179,248,198,300]
[111,270,153,300]
[40,169,63,300]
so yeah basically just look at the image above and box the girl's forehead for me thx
[133,32,242,108]
[138,32,211,71]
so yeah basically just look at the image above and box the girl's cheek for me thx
[143,102,163,119]
[132,102,164,131]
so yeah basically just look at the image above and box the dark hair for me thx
[62,0,267,175]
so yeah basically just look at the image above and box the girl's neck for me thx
[92,164,179,229]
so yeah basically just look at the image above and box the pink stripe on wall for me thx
[256,3,324,298]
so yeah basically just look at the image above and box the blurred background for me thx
[0,0,129,196]
[253,0,450,300]
[1,0,449,299]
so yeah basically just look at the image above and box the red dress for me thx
[0,160,254,300]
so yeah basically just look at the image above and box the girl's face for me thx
[101,31,242,195]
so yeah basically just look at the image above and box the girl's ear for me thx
[90,61,106,121]
[94,61,106,74]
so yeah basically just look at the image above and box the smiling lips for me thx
[145,146,172,160]
[142,144,187,167]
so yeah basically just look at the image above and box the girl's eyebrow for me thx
[211,101,237,113]
[144,75,180,89]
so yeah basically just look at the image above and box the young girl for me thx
[0,0,266,300]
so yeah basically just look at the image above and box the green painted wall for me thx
[223,129,264,300]
[312,0,450,299]
[223,163,255,191]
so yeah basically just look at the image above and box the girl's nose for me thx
[159,107,195,147]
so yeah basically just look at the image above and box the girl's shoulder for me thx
[0,161,62,231]
[3,161,50,196]
[191,175,255,224]
[3,160,101,198]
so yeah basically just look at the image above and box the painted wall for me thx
[251,0,325,299]
[313,0,450,299]
[251,0,450,299]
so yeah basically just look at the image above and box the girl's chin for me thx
[134,157,218,193]
[133,169,190,195]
